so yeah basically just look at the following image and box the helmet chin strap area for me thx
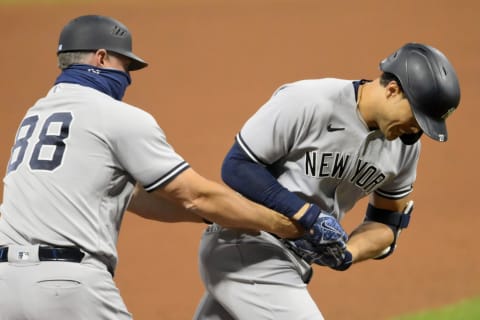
[400,131,423,145]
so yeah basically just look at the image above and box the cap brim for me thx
[126,53,148,71]
[114,50,148,71]
[412,107,448,142]
[128,59,148,71]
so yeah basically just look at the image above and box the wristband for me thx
[297,204,321,230]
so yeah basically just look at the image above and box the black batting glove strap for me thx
[331,250,353,271]
[298,203,321,230]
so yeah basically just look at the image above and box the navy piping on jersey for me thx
[353,79,371,101]
[375,186,413,200]
[235,133,266,165]
[144,161,190,192]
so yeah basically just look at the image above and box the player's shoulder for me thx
[271,78,353,104]
[272,78,354,112]
[274,78,351,93]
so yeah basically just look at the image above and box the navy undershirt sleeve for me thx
[221,141,306,218]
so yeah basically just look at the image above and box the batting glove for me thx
[287,211,352,271]
[307,211,348,246]
[287,239,353,271]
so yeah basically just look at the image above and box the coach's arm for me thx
[127,168,304,239]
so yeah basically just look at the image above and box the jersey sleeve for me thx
[239,83,329,165]
[104,103,189,191]
[375,142,421,199]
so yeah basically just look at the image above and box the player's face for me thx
[381,96,421,141]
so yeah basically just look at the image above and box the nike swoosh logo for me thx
[327,123,345,132]
[319,220,342,235]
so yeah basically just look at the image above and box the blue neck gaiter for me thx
[54,64,132,100]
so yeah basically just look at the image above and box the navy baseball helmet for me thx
[57,15,148,71]
[380,43,460,142]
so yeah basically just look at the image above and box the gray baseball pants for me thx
[193,224,324,320]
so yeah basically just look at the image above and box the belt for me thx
[0,245,85,263]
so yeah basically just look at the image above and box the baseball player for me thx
[0,15,308,320]
[193,43,461,319]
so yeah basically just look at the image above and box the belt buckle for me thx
[6,245,40,264]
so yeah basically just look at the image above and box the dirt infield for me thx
[0,1,478,319]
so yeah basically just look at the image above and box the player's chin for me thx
[385,127,405,141]
[385,132,400,141]
[381,126,398,140]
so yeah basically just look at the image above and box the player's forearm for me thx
[346,221,394,263]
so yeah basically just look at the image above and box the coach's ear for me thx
[92,49,108,68]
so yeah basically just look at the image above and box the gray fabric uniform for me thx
[0,83,187,319]
[194,79,420,320]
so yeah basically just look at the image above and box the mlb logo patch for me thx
[18,251,30,260]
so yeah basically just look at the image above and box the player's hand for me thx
[286,238,353,271]
[286,212,352,270]
[307,211,348,247]
[294,204,347,243]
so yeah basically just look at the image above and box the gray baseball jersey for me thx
[238,78,419,218]
[194,78,420,320]
[0,83,187,271]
